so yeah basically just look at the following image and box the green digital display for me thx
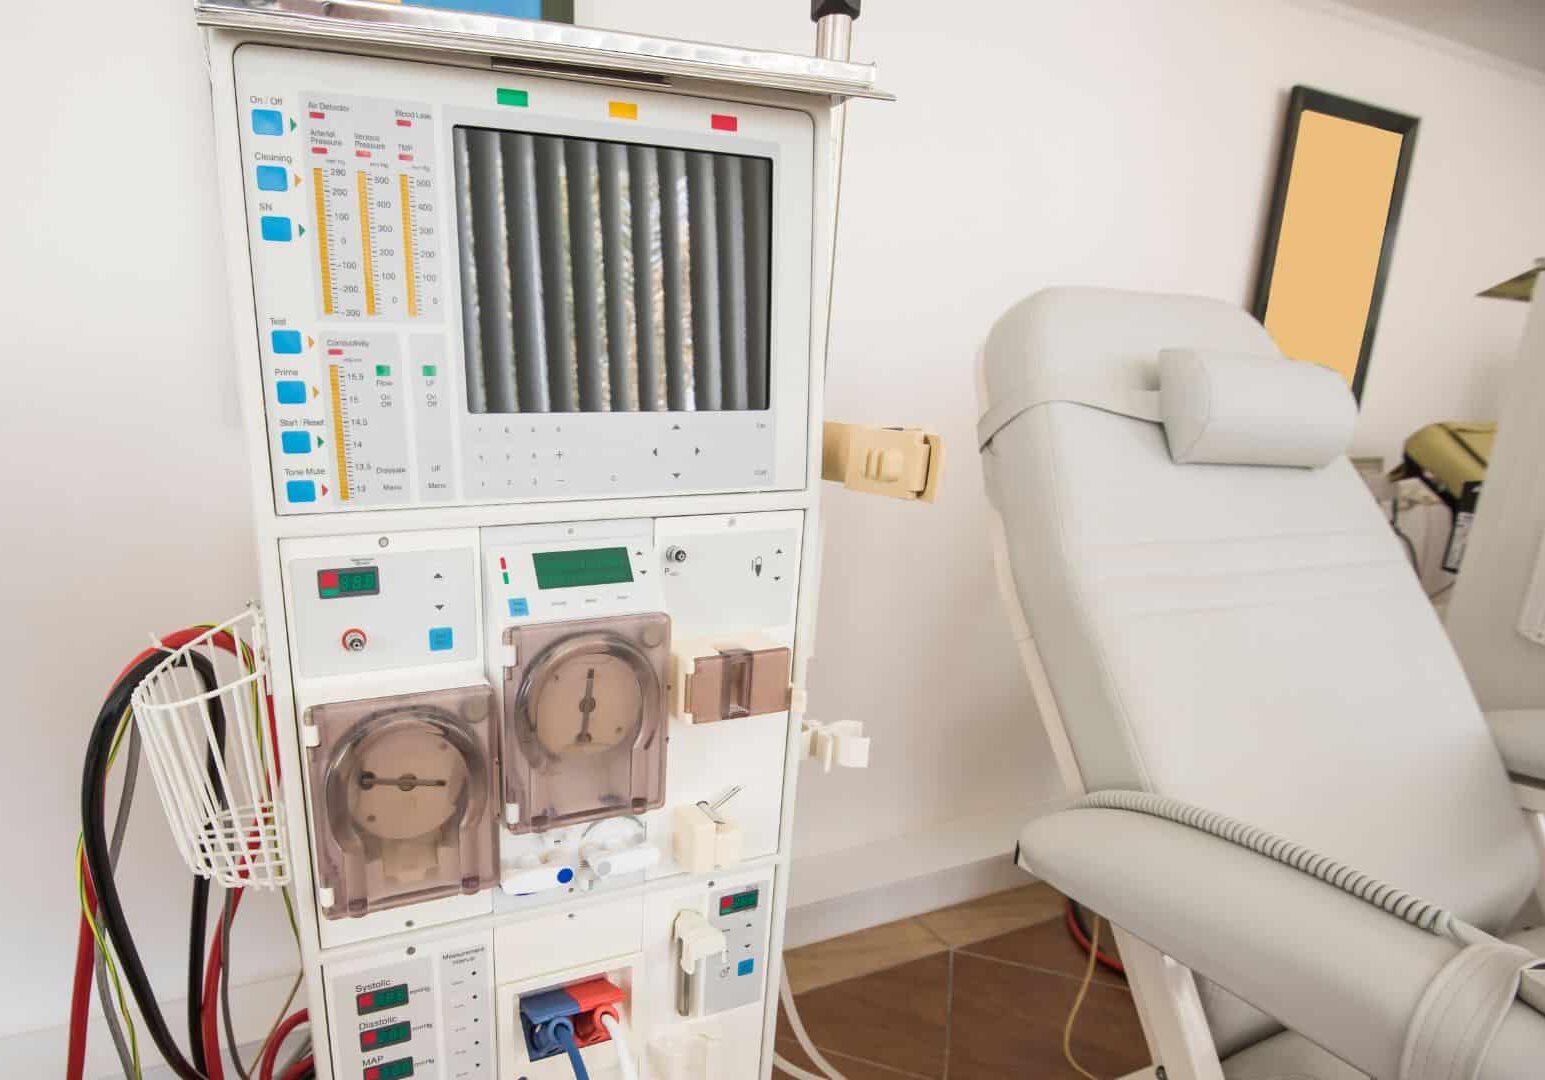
[360,1019,412,1051]
[374,1058,415,1080]
[356,982,409,1015]
[319,566,380,600]
[719,888,760,915]
[531,547,633,590]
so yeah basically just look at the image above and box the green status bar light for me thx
[496,88,529,107]
[532,546,633,590]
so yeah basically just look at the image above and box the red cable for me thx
[279,1055,314,1080]
[1065,902,1126,975]
[256,1010,309,1080]
[67,626,257,1080]
[66,864,99,1080]
[201,888,245,1080]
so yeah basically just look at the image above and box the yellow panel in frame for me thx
[1253,87,1419,401]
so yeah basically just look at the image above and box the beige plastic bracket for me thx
[822,422,943,502]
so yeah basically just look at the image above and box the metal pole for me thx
[811,1,859,371]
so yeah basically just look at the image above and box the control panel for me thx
[703,883,769,1015]
[235,46,816,515]
[326,932,495,1080]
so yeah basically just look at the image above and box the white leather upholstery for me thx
[1221,1032,1366,1080]
[1158,348,1355,467]
[1487,709,1545,783]
[981,287,1539,1061]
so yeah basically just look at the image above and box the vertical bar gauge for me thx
[357,170,379,317]
[328,361,352,502]
[399,173,419,318]
[313,167,336,316]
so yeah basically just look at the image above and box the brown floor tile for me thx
[773,1031,934,1079]
[959,914,1127,988]
[915,882,1066,948]
[784,917,948,995]
[948,953,1150,1079]
[775,953,950,1078]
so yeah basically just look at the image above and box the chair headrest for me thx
[1160,348,1356,468]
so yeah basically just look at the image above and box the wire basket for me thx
[130,609,291,888]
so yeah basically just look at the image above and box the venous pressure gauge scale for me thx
[503,614,671,833]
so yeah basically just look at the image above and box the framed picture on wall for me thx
[1252,86,1419,401]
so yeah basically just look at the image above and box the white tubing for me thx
[774,968,847,1080]
[600,1012,639,1080]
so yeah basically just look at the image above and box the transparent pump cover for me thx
[306,686,499,918]
[504,613,670,833]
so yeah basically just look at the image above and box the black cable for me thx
[188,658,230,1079]
[82,651,223,1080]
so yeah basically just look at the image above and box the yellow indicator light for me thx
[608,101,639,120]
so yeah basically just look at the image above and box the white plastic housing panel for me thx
[640,865,775,1076]
[232,45,814,515]
[288,544,478,678]
[655,513,801,634]
[324,928,495,1080]
[493,893,644,987]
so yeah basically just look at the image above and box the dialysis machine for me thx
[167,1,933,1077]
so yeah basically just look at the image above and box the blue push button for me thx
[280,431,311,455]
[556,867,575,885]
[275,380,307,405]
[285,480,316,503]
[260,216,293,242]
[737,959,755,977]
[271,329,303,354]
[251,109,284,136]
[428,627,454,652]
[255,165,289,191]
[508,597,530,617]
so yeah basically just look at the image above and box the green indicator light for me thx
[496,88,529,107]
[375,364,391,377]
[421,364,437,377]
[380,1058,415,1080]
[501,572,510,585]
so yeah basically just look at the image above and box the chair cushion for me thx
[1222,1031,1368,1080]
[1159,348,1355,467]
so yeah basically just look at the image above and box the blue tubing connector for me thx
[555,1022,591,1080]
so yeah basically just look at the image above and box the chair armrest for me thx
[1020,807,1545,1079]
[1487,709,1545,784]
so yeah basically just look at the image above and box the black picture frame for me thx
[1251,86,1419,402]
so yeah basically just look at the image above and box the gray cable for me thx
[95,724,142,1079]
[1073,790,1484,945]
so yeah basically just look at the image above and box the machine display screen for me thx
[452,126,773,415]
[720,888,759,915]
[319,567,380,599]
[532,547,634,590]
[356,982,409,1015]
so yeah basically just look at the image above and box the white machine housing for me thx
[199,1,888,1077]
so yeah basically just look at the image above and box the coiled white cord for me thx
[1073,790,1484,944]
[599,1012,638,1080]
[773,968,847,1080]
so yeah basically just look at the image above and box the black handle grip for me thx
[811,0,860,21]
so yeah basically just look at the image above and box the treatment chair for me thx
[976,287,1545,1080]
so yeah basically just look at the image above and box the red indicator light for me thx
[498,557,507,570]
[399,153,413,162]
[720,896,734,913]
[319,570,340,588]
[356,149,371,158]
[328,348,344,356]
[362,1031,377,1046]
[309,110,325,119]
[396,118,412,127]
[711,114,738,132]
[365,1069,380,1080]
[358,992,374,1009]
[310,146,327,154]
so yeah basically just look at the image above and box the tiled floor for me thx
[776,884,1151,1079]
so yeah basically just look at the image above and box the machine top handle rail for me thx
[194,0,891,100]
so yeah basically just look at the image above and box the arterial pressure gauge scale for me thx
[189,1,907,1078]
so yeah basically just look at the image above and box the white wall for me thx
[4,0,1543,1066]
